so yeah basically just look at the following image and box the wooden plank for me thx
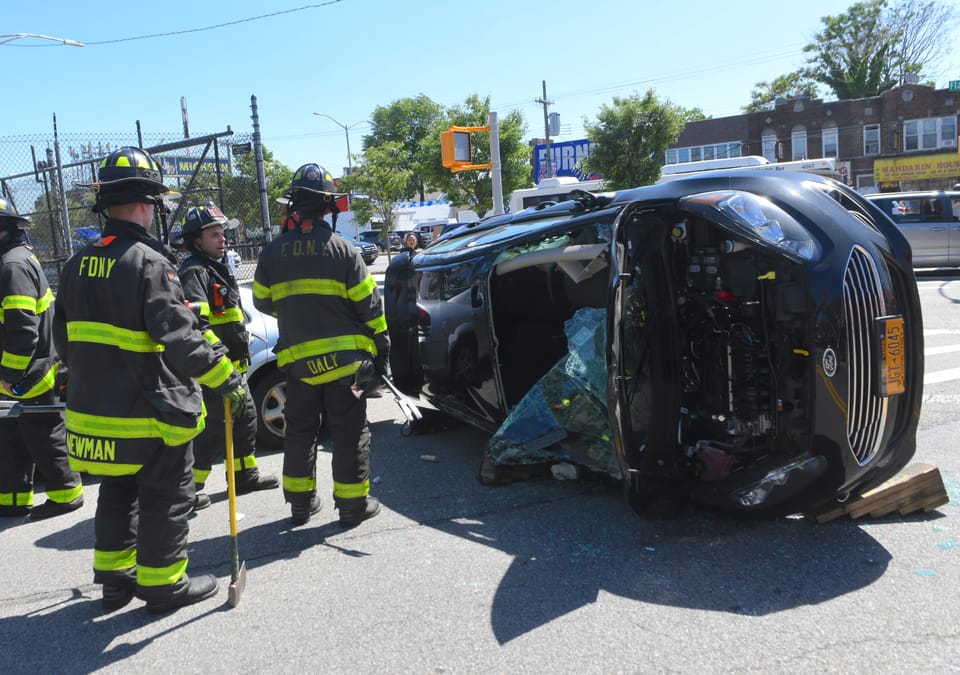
[810,463,949,523]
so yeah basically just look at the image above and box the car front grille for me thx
[842,245,888,466]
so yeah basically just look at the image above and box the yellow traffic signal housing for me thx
[441,130,471,168]
[441,125,492,173]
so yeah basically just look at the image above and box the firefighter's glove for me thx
[225,385,247,418]
[373,333,391,378]
[354,359,381,397]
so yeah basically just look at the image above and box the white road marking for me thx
[925,344,960,356]
[924,367,960,385]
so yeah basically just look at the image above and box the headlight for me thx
[681,190,821,263]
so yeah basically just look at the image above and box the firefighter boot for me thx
[102,582,136,611]
[28,495,84,521]
[145,574,219,614]
[234,468,280,495]
[192,484,211,512]
[336,495,381,528]
[290,494,323,526]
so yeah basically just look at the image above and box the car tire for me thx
[251,368,287,449]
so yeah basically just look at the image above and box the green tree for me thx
[803,0,898,99]
[580,90,686,189]
[682,107,711,123]
[419,94,529,218]
[364,95,443,202]
[744,71,821,112]
[338,142,413,259]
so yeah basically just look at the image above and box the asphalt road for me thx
[0,269,957,673]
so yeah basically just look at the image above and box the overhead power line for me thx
[83,0,345,45]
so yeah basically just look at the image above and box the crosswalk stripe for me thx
[924,367,960,385]
[926,344,960,356]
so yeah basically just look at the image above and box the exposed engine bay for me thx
[616,205,815,492]
[487,206,813,488]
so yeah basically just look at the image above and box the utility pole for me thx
[536,80,554,181]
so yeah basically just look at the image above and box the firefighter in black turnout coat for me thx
[253,164,389,527]
[178,202,278,506]
[0,198,83,520]
[53,147,248,613]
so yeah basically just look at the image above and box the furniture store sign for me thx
[874,153,960,183]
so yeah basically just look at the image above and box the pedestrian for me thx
[178,201,278,506]
[53,147,248,612]
[0,198,84,520]
[383,231,422,392]
[253,163,388,527]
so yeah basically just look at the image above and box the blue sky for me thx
[4,0,960,177]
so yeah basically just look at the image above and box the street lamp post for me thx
[0,33,85,47]
[312,113,369,176]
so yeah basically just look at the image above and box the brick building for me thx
[667,83,960,193]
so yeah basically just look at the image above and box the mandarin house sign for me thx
[874,153,960,183]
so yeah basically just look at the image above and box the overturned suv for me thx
[385,170,923,517]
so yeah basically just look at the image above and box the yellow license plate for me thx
[878,315,905,397]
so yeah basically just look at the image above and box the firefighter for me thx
[253,164,388,527]
[53,147,247,612]
[178,201,278,505]
[0,198,83,520]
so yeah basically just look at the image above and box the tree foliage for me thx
[802,0,958,100]
[338,141,413,240]
[580,90,686,189]
[803,0,898,99]
[744,71,821,112]
[364,95,443,202]
[418,94,529,218]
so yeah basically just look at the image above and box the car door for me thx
[891,196,950,267]
[947,195,960,267]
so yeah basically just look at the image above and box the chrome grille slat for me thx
[842,247,888,465]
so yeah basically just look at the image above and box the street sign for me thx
[232,142,252,155]
[949,80,960,92]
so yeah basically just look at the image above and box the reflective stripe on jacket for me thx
[252,220,386,385]
[179,253,250,372]
[0,239,59,398]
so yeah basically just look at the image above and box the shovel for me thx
[224,397,247,607]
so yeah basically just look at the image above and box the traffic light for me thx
[440,125,492,173]
[441,130,471,169]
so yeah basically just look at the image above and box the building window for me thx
[791,125,807,160]
[822,123,838,158]
[761,131,777,162]
[664,141,742,165]
[903,115,958,152]
[863,124,880,156]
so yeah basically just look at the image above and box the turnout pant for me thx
[0,391,82,510]
[282,375,371,507]
[192,380,259,486]
[92,440,196,603]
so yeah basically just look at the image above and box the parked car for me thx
[359,230,400,252]
[239,283,286,448]
[386,170,923,517]
[347,238,379,265]
[865,190,960,268]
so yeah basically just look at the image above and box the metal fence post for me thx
[250,95,272,243]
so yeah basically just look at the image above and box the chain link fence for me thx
[0,126,272,286]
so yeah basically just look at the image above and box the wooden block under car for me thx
[811,463,949,523]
